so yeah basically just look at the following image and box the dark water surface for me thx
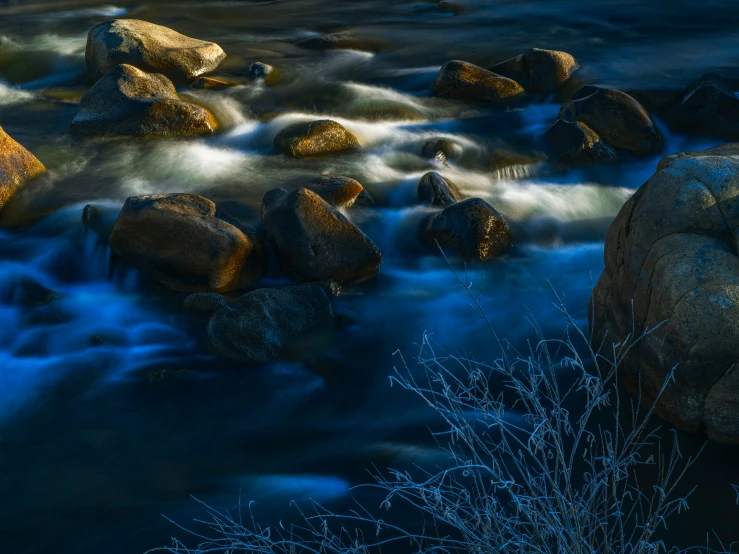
[0,1,737,552]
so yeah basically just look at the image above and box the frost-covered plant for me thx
[148,258,723,554]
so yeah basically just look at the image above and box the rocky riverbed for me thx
[1,1,738,552]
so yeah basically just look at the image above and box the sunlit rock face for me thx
[488,48,578,94]
[0,126,45,209]
[70,64,218,137]
[591,144,739,444]
[273,120,360,158]
[86,19,226,85]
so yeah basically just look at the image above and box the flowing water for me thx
[0,1,737,552]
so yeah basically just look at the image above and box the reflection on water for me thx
[0,1,736,553]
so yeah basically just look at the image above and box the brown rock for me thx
[274,120,360,158]
[433,60,525,104]
[489,48,578,94]
[0,126,45,209]
[305,175,368,208]
[417,172,459,207]
[544,119,618,166]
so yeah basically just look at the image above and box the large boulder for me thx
[544,119,618,166]
[420,198,513,261]
[433,61,525,104]
[489,48,578,94]
[0,126,45,209]
[70,64,217,137]
[668,73,739,140]
[207,286,334,363]
[274,120,360,158]
[558,87,663,155]
[86,19,226,85]
[261,188,382,283]
[590,144,739,444]
[417,171,459,207]
[109,194,253,292]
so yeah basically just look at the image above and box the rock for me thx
[438,1,471,14]
[669,73,739,140]
[590,144,739,444]
[274,120,360,158]
[183,292,229,312]
[489,48,578,94]
[206,286,334,363]
[434,60,525,104]
[14,277,60,307]
[558,87,663,155]
[191,76,235,90]
[296,31,381,52]
[305,175,369,208]
[0,126,45,209]
[248,62,273,80]
[81,203,119,243]
[417,172,459,207]
[261,188,382,283]
[421,139,462,161]
[86,19,226,85]
[421,198,513,261]
[109,194,253,292]
[70,64,217,137]
[544,119,618,166]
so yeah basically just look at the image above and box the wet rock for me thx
[558,86,663,155]
[86,19,226,85]
[421,198,513,261]
[14,277,60,307]
[183,292,229,312]
[248,62,273,80]
[417,171,459,207]
[669,73,739,140]
[296,31,382,52]
[590,144,739,444]
[305,175,369,208]
[274,120,360,158]
[421,139,462,161]
[434,60,525,104]
[0,125,45,209]
[489,48,578,94]
[81,203,119,243]
[206,286,334,363]
[109,194,253,292]
[70,64,218,137]
[544,119,618,166]
[190,76,236,90]
[261,188,382,283]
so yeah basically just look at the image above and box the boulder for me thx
[261,188,382,283]
[207,286,334,363]
[70,64,217,137]
[86,19,226,85]
[296,31,382,52]
[558,87,663,155]
[590,144,739,444]
[183,292,229,312]
[433,61,525,104]
[544,119,618,166]
[421,198,513,261]
[669,73,739,140]
[417,171,459,207]
[109,194,253,292]
[305,175,370,208]
[489,48,578,94]
[0,126,45,209]
[274,120,360,158]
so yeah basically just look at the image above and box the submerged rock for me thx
[433,60,525,104]
[261,188,382,283]
[207,286,334,363]
[489,48,578,94]
[417,171,459,208]
[183,292,229,312]
[0,126,45,209]
[305,175,369,208]
[70,64,217,137]
[421,139,462,161]
[296,31,381,52]
[590,144,739,444]
[669,73,739,140]
[248,62,273,80]
[274,120,360,158]
[86,19,226,85]
[544,119,618,166]
[558,86,663,155]
[81,203,119,243]
[421,198,513,261]
[14,277,60,307]
[109,194,253,292]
